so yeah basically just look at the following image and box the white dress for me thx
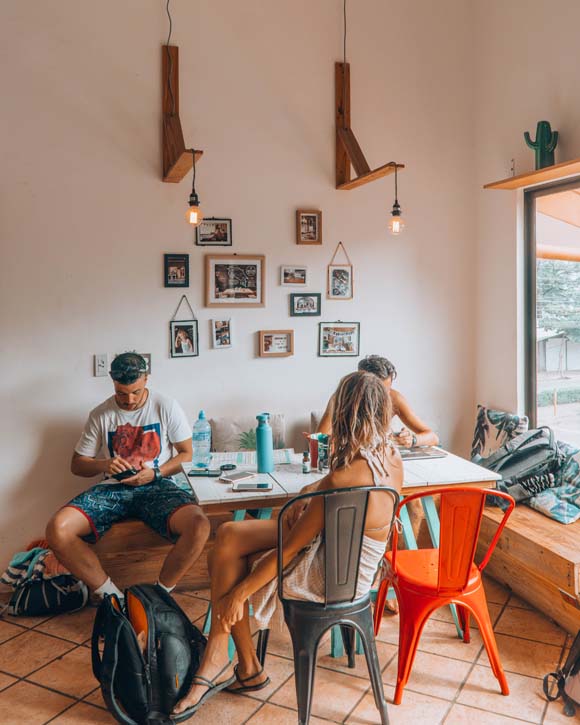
[250,447,392,629]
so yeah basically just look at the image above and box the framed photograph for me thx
[205,254,265,307]
[195,218,233,247]
[290,293,321,317]
[139,353,152,373]
[327,264,353,300]
[258,330,294,357]
[296,209,322,245]
[170,320,199,358]
[164,254,189,288]
[211,319,232,349]
[280,265,308,286]
[318,321,360,357]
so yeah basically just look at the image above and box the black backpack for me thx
[544,629,580,716]
[473,427,565,490]
[91,584,206,725]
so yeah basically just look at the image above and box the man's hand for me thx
[121,467,156,487]
[105,456,134,477]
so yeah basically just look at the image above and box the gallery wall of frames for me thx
[162,210,360,363]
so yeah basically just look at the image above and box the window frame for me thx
[524,177,580,427]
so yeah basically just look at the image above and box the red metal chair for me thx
[373,487,515,705]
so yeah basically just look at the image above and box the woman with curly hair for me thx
[173,370,403,716]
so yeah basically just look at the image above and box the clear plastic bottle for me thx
[192,410,212,468]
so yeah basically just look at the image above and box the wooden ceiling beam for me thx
[335,62,404,190]
[162,45,203,183]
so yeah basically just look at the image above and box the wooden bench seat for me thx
[478,505,580,634]
[93,513,229,592]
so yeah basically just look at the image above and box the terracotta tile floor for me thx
[0,576,572,724]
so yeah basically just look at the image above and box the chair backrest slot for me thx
[438,492,485,590]
[325,492,367,604]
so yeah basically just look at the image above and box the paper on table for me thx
[209,448,294,466]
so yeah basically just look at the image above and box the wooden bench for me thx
[93,512,229,592]
[478,505,580,634]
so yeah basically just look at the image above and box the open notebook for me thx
[399,446,448,461]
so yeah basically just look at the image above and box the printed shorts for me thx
[66,479,196,543]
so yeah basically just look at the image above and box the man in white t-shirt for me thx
[46,352,210,601]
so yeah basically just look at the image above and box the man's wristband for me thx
[152,466,163,483]
[411,433,418,447]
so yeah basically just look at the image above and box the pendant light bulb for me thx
[185,150,203,227]
[388,164,405,236]
[388,201,405,236]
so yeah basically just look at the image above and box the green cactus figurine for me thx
[524,120,558,169]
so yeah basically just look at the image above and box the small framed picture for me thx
[195,218,233,247]
[296,209,322,245]
[211,319,232,349]
[280,265,308,286]
[318,321,360,357]
[139,353,152,373]
[164,254,189,288]
[290,293,321,317]
[170,320,199,358]
[327,264,353,300]
[206,254,265,307]
[259,330,294,357]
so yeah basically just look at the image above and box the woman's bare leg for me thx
[174,519,278,713]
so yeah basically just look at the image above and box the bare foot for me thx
[173,643,233,715]
[384,598,399,615]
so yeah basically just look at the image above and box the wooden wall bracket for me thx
[162,45,203,183]
[335,62,404,190]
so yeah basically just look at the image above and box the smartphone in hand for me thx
[112,467,139,481]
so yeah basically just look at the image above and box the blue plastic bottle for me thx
[256,413,274,474]
[192,410,212,468]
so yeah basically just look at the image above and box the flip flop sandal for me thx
[172,663,236,721]
[226,664,271,694]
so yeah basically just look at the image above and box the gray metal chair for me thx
[257,485,399,725]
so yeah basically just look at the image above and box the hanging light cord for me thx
[166,0,176,116]
[190,149,197,196]
[394,165,398,203]
[342,0,347,129]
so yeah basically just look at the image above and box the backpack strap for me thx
[91,599,107,681]
[483,428,547,468]
[92,595,145,725]
[100,609,141,725]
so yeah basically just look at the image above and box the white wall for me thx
[0,0,476,564]
[474,0,580,412]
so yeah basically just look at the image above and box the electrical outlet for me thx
[94,354,108,377]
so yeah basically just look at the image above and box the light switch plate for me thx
[94,354,108,377]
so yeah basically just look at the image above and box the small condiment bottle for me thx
[302,450,311,474]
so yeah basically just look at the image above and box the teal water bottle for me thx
[256,413,274,473]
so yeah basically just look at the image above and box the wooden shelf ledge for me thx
[485,156,580,190]
[337,162,404,191]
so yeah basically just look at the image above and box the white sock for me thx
[157,580,176,594]
[94,577,124,600]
